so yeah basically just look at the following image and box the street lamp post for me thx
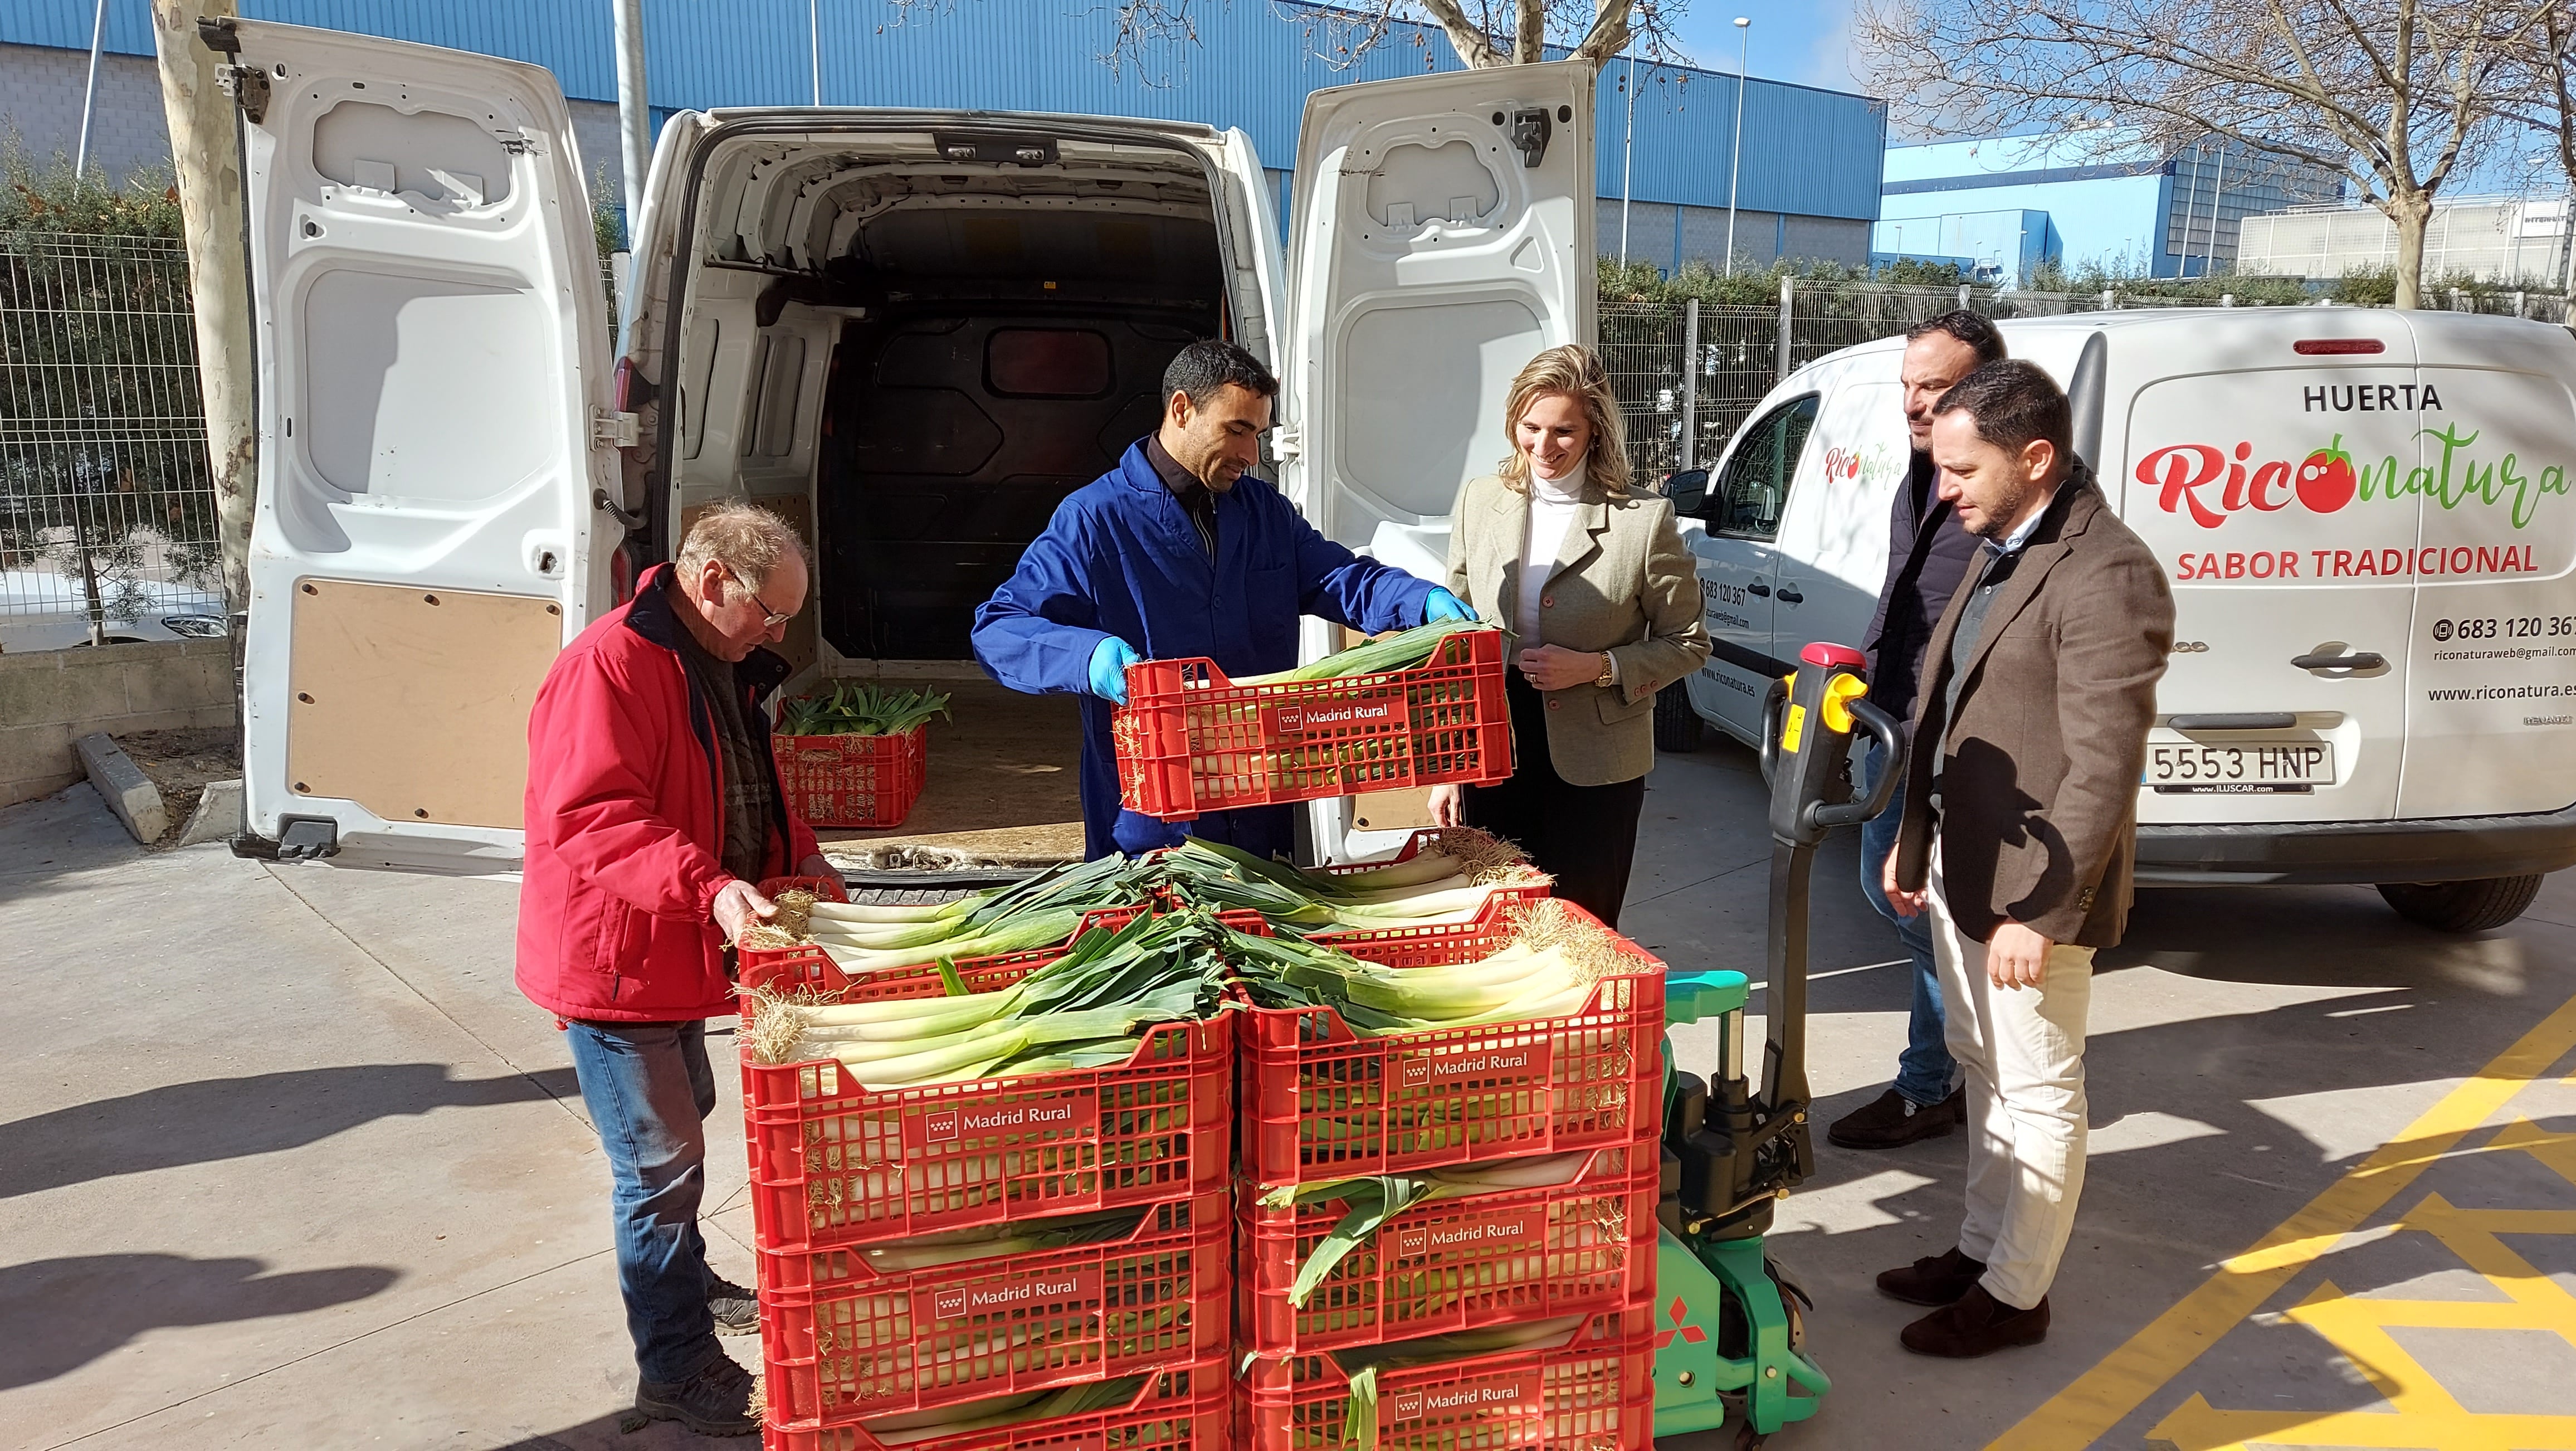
[810,0,822,105]
[75,0,109,186]
[1724,17,1749,275]
[1619,43,1636,266]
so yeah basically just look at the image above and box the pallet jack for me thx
[1650,642,1903,1447]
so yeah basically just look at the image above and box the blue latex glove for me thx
[1422,588,1473,625]
[1088,636,1141,705]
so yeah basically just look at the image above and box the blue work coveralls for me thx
[972,441,1437,860]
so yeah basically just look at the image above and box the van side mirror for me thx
[1665,469,1710,515]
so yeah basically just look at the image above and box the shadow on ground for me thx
[0,1063,582,1199]
[0,1253,399,1389]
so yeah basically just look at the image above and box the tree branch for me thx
[1416,0,1506,67]
[1570,0,1635,62]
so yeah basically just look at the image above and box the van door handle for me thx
[1747,580,1771,597]
[2292,650,2386,672]
[1775,585,1804,604]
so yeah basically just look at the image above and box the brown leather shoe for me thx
[1899,1285,2050,1357]
[1876,1247,1987,1306]
[1828,1087,1964,1150]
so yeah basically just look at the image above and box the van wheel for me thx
[1655,682,1704,753]
[2376,875,2545,933]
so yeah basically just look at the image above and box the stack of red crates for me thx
[1231,895,1668,1451]
[737,880,1236,1451]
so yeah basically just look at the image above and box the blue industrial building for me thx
[0,0,1887,270]
[1876,132,2342,284]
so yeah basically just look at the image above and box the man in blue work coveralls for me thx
[972,339,1471,861]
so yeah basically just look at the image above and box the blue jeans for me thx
[564,1018,721,1385]
[1857,742,1957,1107]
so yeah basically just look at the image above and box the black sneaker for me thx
[1827,1087,1965,1150]
[636,1353,759,1437]
[708,1272,759,1337]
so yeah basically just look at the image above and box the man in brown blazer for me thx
[1874,359,2174,1357]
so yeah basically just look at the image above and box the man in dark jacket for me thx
[518,501,831,1436]
[972,339,1467,860]
[1829,310,2007,1152]
[1874,361,2173,1357]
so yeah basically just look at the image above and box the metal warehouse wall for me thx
[1,0,1882,222]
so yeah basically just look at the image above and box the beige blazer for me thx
[1445,473,1710,786]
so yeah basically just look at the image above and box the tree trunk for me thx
[2388,188,2431,309]
[149,0,255,620]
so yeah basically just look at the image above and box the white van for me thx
[220,20,1594,872]
[1665,309,2576,931]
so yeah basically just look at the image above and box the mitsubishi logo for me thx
[1654,1294,1706,1350]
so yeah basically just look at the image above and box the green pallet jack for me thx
[1651,642,1902,1448]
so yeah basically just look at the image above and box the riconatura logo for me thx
[2139,427,2569,529]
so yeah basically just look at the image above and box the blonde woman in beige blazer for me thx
[1427,344,1710,926]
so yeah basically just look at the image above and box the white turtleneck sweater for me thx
[1514,465,1586,650]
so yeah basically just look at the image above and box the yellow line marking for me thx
[1985,989,2576,1451]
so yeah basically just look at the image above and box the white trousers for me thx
[1926,840,2097,1310]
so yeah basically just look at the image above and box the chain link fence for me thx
[2,231,2568,650]
[0,232,222,652]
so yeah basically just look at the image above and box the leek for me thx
[1233,619,1494,687]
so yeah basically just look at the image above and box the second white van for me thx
[1666,309,2576,932]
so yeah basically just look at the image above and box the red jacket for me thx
[516,566,820,1022]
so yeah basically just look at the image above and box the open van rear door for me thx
[229,21,615,871]
[1281,61,1596,856]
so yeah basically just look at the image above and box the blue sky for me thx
[1663,0,1865,94]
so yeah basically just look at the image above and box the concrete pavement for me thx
[7,733,2576,1448]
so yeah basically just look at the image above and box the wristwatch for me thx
[1593,651,1617,688]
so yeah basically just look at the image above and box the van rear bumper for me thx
[2134,804,2576,885]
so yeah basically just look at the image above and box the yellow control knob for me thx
[1820,672,1867,734]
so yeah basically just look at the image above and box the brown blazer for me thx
[1891,476,2174,948]
[1445,473,1710,786]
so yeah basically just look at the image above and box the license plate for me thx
[2146,739,2334,793]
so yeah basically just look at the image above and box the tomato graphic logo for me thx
[2295,436,2358,514]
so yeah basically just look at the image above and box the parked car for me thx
[1662,309,2576,932]
[0,569,226,653]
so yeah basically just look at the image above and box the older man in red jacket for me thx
[518,500,828,1437]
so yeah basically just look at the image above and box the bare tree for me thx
[890,1,1686,75]
[1856,0,2557,306]
[2490,0,2576,278]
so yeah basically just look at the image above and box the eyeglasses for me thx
[721,562,795,629]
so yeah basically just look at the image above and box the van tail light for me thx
[611,547,636,605]
[2293,338,2385,355]
[613,356,660,411]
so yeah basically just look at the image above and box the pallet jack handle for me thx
[1756,642,1905,1195]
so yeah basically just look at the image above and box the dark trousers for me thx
[1463,674,1647,928]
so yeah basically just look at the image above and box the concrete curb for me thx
[75,732,168,844]
[176,778,245,848]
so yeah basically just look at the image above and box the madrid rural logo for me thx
[2138,423,2570,582]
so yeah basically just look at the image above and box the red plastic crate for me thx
[1241,899,1665,1190]
[740,939,1233,1255]
[1237,1306,1656,1451]
[777,726,928,829]
[763,1351,1230,1451]
[1238,1143,1658,1359]
[758,1189,1230,1426]
[1112,628,1511,821]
